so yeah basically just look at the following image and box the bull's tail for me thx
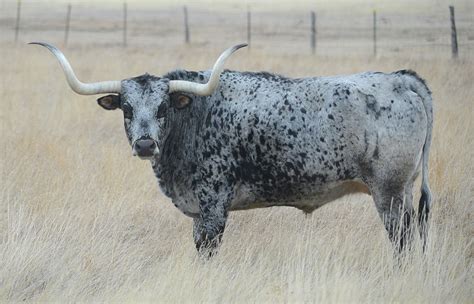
[397,70,433,248]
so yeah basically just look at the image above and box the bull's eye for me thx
[122,103,133,119]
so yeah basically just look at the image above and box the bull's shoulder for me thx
[163,69,209,83]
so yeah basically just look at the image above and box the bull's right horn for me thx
[169,43,247,96]
[29,42,121,95]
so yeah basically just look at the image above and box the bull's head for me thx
[30,42,246,160]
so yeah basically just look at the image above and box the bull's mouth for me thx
[135,154,157,160]
[132,150,159,160]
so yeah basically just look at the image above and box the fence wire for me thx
[1,2,473,58]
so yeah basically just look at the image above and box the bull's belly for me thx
[230,179,370,213]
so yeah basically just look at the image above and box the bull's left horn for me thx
[29,42,121,95]
[169,43,247,96]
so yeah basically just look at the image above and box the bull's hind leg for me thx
[370,182,416,252]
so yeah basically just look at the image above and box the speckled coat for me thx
[110,69,433,254]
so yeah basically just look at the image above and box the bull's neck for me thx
[152,96,210,198]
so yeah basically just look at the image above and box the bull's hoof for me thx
[195,235,222,259]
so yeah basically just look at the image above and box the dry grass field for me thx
[1,0,473,303]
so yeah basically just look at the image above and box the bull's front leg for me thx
[193,187,232,257]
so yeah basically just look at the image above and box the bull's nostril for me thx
[134,139,156,157]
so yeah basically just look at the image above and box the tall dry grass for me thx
[0,20,473,303]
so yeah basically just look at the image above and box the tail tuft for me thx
[418,184,431,226]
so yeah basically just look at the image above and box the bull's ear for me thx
[97,94,121,110]
[170,93,193,110]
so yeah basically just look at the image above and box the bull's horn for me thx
[29,42,121,95]
[169,43,247,96]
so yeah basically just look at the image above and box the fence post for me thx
[183,6,190,43]
[64,4,72,47]
[310,11,316,54]
[123,2,128,47]
[247,8,251,48]
[373,10,377,57]
[14,0,21,43]
[449,6,458,58]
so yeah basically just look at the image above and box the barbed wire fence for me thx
[2,1,473,59]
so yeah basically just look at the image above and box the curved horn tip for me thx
[28,42,58,52]
[29,41,121,95]
[232,43,248,51]
[28,41,50,47]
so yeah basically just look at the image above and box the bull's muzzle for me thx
[132,137,158,159]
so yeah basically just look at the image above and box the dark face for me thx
[97,75,192,160]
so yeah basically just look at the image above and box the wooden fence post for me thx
[123,2,128,47]
[14,0,21,43]
[449,6,458,58]
[184,6,190,43]
[373,10,377,57]
[310,11,316,54]
[64,4,72,47]
[247,8,251,48]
